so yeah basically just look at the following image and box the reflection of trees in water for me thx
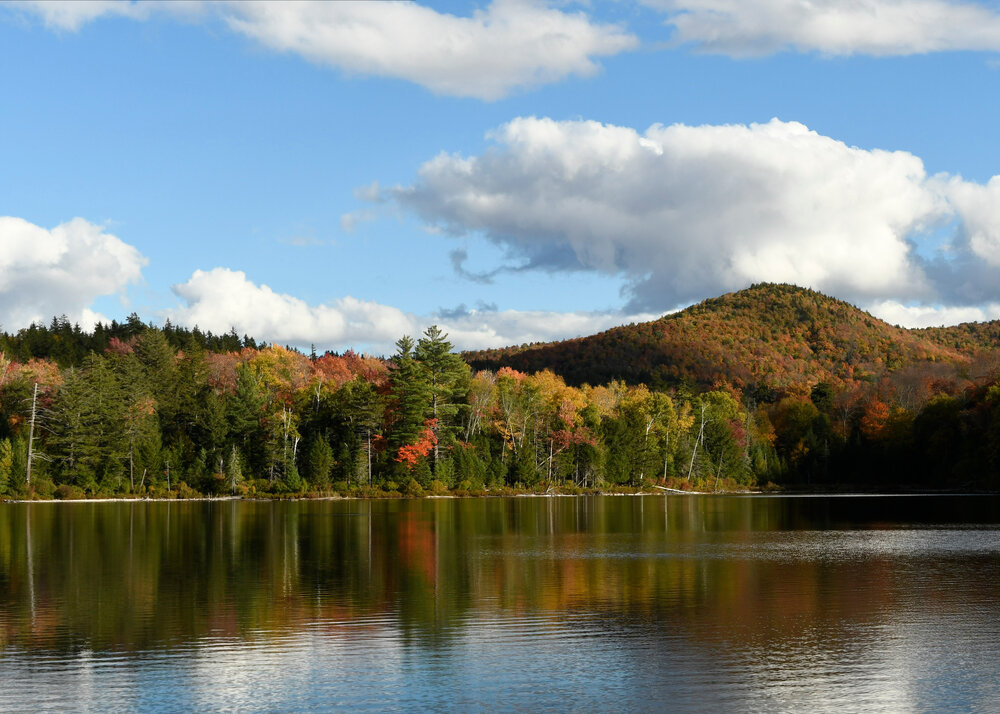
[0,497,997,655]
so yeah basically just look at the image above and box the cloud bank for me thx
[651,0,1000,56]
[392,116,1000,321]
[167,268,656,354]
[396,117,942,308]
[10,0,636,100]
[0,217,147,329]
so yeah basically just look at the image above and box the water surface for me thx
[1,495,998,711]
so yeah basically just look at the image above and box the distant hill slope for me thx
[464,284,980,394]
[918,321,1000,353]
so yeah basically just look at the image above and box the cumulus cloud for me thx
[867,299,1000,328]
[166,268,656,353]
[941,175,1000,266]
[168,268,416,352]
[650,0,1000,56]
[9,1,635,100]
[0,217,147,329]
[223,0,637,100]
[438,304,664,351]
[395,116,965,311]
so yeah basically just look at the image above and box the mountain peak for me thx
[465,284,969,395]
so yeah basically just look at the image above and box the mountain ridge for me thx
[465,283,999,395]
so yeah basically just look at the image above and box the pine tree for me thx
[341,378,383,486]
[306,436,334,488]
[0,438,11,496]
[226,445,243,495]
[389,336,431,458]
[415,325,470,471]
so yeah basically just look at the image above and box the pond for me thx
[1,495,998,711]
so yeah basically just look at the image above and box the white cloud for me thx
[649,0,1000,56]
[340,210,375,234]
[396,116,957,311]
[9,1,149,31]
[223,0,637,100]
[941,175,1000,266]
[168,268,416,352]
[867,299,1000,327]
[8,0,204,31]
[0,217,147,330]
[9,1,636,100]
[437,305,664,351]
[166,267,656,353]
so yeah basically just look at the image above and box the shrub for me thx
[31,477,55,499]
[54,484,86,500]
[176,481,201,499]
[404,478,424,497]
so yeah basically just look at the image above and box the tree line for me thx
[0,317,997,498]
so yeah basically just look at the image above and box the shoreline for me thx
[4,488,994,504]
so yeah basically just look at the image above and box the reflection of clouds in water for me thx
[1,648,140,711]
[3,500,1000,712]
[480,530,1000,562]
[713,529,1000,713]
[187,620,407,710]
[737,626,916,714]
[734,555,1000,714]
[723,530,1000,562]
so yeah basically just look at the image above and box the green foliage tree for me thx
[415,325,470,471]
[306,436,334,489]
[0,438,11,495]
[226,444,243,495]
[389,336,431,462]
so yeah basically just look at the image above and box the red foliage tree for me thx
[396,419,438,470]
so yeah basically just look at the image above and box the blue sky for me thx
[3,0,1000,354]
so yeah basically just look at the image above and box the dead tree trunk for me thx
[26,383,38,485]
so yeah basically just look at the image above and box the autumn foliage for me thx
[396,419,438,469]
[1,285,1000,497]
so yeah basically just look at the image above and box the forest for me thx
[1,283,999,499]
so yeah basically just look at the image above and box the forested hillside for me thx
[465,283,976,395]
[1,283,999,499]
[0,313,258,366]
[919,320,1000,353]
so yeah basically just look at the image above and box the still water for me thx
[1,495,998,712]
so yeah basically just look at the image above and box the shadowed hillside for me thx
[465,283,978,395]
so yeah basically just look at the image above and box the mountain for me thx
[918,320,1000,353]
[464,283,987,395]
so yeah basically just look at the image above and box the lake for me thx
[1,495,998,712]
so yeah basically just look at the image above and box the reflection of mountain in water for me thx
[1,497,998,649]
[1,497,999,710]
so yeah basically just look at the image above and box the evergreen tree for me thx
[228,363,267,475]
[340,378,383,486]
[0,438,11,495]
[306,436,334,489]
[75,354,128,491]
[415,325,470,472]
[389,336,431,459]
[226,444,243,495]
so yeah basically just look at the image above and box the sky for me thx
[2,0,1000,355]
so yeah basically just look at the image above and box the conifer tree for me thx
[0,438,11,495]
[415,325,470,471]
[389,336,431,460]
[306,436,334,488]
[226,444,243,495]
